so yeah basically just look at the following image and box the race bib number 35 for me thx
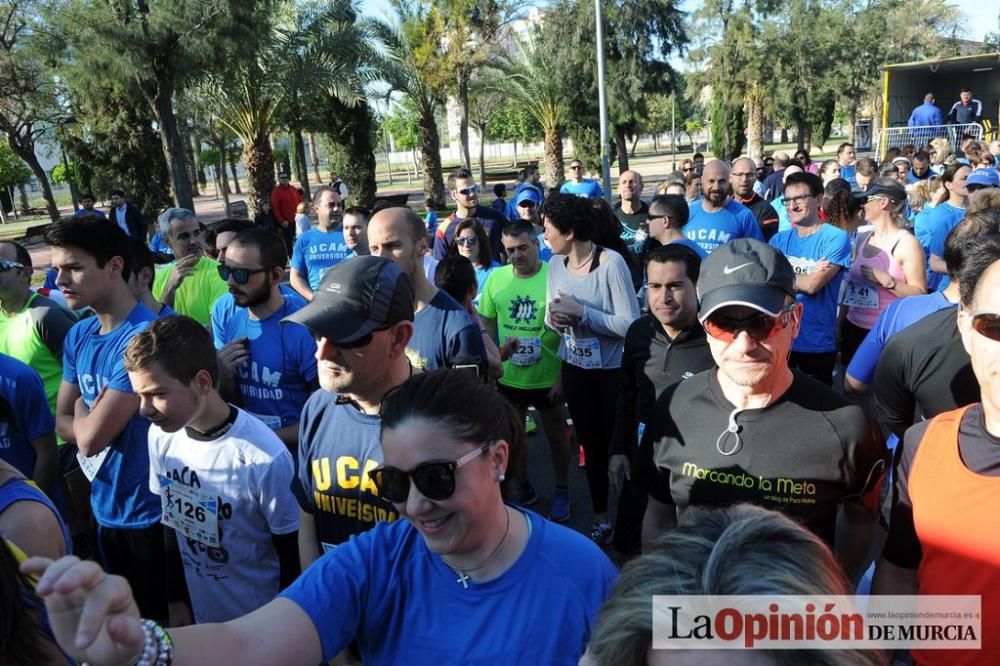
[159,475,220,547]
[564,335,602,370]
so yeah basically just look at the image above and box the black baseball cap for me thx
[856,178,906,203]
[697,239,796,321]
[281,256,414,343]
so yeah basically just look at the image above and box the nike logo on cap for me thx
[723,262,754,275]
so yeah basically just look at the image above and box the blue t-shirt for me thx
[73,208,106,218]
[770,224,851,353]
[685,199,765,254]
[211,293,317,431]
[280,510,617,664]
[922,202,964,292]
[668,237,708,259]
[845,291,954,385]
[0,353,55,479]
[291,228,352,291]
[62,303,160,528]
[473,262,501,306]
[406,290,488,371]
[840,164,858,188]
[559,179,604,198]
[537,232,554,263]
[149,233,173,257]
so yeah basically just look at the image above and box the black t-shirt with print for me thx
[643,370,885,546]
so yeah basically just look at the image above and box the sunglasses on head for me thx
[457,184,481,196]
[0,260,24,272]
[703,306,795,343]
[370,441,495,502]
[456,236,478,247]
[970,310,1000,341]
[218,264,268,285]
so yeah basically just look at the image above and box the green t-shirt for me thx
[0,292,77,419]
[153,255,229,326]
[477,264,561,390]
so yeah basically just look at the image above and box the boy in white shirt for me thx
[124,315,300,623]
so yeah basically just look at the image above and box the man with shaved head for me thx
[761,150,791,201]
[367,206,487,371]
[684,160,764,255]
[731,157,780,240]
[614,170,648,257]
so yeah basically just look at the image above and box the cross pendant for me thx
[456,572,470,588]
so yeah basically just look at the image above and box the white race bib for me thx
[564,335,602,370]
[76,449,110,482]
[843,282,879,309]
[510,336,543,367]
[159,475,220,547]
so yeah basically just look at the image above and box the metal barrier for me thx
[874,123,983,160]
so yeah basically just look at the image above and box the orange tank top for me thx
[909,406,1000,665]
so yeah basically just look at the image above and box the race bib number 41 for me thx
[564,335,602,370]
[843,282,879,309]
[159,475,220,547]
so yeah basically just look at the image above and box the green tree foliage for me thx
[48,0,247,211]
[0,141,31,189]
[319,93,377,207]
[382,100,422,152]
[486,103,541,166]
[987,11,1000,51]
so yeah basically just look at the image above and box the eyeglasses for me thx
[703,307,795,343]
[0,260,24,272]
[646,212,669,222]
[682,167,693,172]
[732,172,755,178]
[370,441,494,502]
[970,310,1000,341]
[865,195,889,204]
[570,165,583,170]
[318,324,392,350]
[517,200,536,208]
[456,236,478,247]
[783,194,813,207]
[218,264,268,285]
[457,184,480,196]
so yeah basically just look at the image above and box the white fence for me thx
[874,123,984,160]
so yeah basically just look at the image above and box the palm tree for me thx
[373,3,448,207]
[488,31,569,188]
[205,0,374,212]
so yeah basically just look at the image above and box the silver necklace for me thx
[716,407,743,456]
[568,243,596,270]
[442,507,511,589]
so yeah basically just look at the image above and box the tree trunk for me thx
[228,151,242,194]
[186,132,202,197]
[215,137,230,211]
[652,133,659,153]
[418,108,446,207]
[477,124,487,192]
[780,127,789,144]
[747,81,765,159]
[242,133,275,216]
[308,132,323,184]
[629,133,639,157]
[542,126,564,189]
[17,183,29,215]
[147,81,194,210]
[614,127,629,172]
[8,135,60,222]
[293,130,311,202]
[512,140,518,167]
[457,69,472,170]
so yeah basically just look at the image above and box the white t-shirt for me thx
[148,408,299,623]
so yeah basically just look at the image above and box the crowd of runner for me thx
[1,135,999,664]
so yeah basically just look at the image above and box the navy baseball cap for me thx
[697,239,796,321]
[281,256,414,343]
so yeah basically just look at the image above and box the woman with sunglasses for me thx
[841,178,926,368]
[544,193,640,544]
[23,370,617,666]
[448,218,499,305]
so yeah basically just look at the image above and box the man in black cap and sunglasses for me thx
[640,239,884,580]
[281,255,415,568]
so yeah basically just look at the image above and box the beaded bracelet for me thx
[134,619,174,666]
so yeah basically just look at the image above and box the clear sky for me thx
[358,0,997,41]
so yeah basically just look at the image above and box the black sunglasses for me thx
[316,324,393,350]
[971,310,1000,341]
[218,264,268,285]
[370,442,494,502]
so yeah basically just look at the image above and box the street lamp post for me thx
[594,0,611,202]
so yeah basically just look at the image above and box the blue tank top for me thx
[0,476,72,555]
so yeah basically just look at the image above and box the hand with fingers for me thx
[218,339,251,371]
[21,556,145,666]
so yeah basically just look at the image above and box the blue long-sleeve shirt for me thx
[908,101,943,127]
[947,99,983,124]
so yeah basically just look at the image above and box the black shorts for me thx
[497,383,558,412]
[57,443,81,477]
